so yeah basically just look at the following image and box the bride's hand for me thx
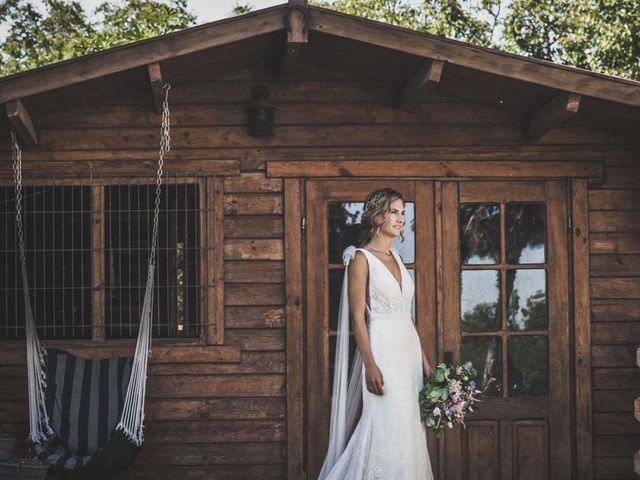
[365,363,384,395]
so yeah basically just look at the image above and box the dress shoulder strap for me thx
[351,248,372,316]
[353,247,375,262]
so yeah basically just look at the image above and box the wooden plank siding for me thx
[589,156,640,480]
[0,56,638,479]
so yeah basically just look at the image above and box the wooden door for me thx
[441,180,571,479]
[306,179,438,479]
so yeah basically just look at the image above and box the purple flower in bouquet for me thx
[418,361,483,437]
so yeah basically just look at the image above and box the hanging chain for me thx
[11,129,27,278]
[148,84,171,270]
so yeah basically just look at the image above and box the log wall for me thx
[0,58,638,479]
[589,160,640,480]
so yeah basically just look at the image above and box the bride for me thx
[318,187,435,480]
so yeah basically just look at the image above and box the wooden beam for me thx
[284,178,304,479]
[208,177,225,345]
[0,159,241,177]
[527,92,581,141]
[267,160,603,178]
[307,8,640,109]
[279,1,308,82]
[91,185,105,341]
[572,179,593,480]
[398,59,445,112]
[0,6,287,103]
[6,98,37,146]
[147,63,165,114]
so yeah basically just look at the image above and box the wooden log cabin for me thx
[0,1,639,478]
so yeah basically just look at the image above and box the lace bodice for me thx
[354,247,414,317]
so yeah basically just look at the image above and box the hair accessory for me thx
[363,191,386,216]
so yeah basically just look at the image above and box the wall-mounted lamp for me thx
[248,85,275,137]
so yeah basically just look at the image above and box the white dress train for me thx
[320,247,434,480]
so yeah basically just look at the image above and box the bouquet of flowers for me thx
[419,362,482,437]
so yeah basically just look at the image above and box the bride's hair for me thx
[357,187,405,246]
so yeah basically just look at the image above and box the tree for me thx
[232,1,254,16]
[0,0,196,76]
[311,0,640,80]
[311,0,502,45]
[504,0,640,80]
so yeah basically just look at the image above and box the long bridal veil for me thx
[318,246,365,479]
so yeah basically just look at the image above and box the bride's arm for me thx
[349,251,385,396]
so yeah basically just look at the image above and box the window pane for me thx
[460,204,500,265]
[507,269,547,331]
[328,201,415,264]
[461,336,502,397]
[461,270,501,331]
[105,183,200,339]
[506,203,545,264]
[0,186,92,340]
[508,336,548,396]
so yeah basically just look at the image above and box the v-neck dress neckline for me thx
[363,248,403,293]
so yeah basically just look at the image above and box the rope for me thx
[116,83,171,445]
[11,129,53,444]
[14,84,171,447]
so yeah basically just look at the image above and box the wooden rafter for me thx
[527,92,581,141]
[280,0,308,82]
[147,63,165,114]
[398,59,445,112]
[6,98,37,146]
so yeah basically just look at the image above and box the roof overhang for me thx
[0,3,639,108]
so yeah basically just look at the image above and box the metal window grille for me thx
[0,176,202,341]
[0,185,92,340]
[105,181,200,339]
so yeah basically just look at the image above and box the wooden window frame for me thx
[0,175,225,347]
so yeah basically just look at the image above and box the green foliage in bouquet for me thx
[419,361,482,438]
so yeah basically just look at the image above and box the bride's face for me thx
[379,197,405,238]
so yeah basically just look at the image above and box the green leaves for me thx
[0,0,196,76]
[310,0,500,45]
[503,0,640,80]
[313,0,639,81]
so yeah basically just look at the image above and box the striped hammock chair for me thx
[10,85,171,480]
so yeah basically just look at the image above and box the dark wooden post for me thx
[280,0,308,82]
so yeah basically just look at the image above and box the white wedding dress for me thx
[321,247,435,480]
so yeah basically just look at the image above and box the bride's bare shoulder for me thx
[350,249,369,273]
